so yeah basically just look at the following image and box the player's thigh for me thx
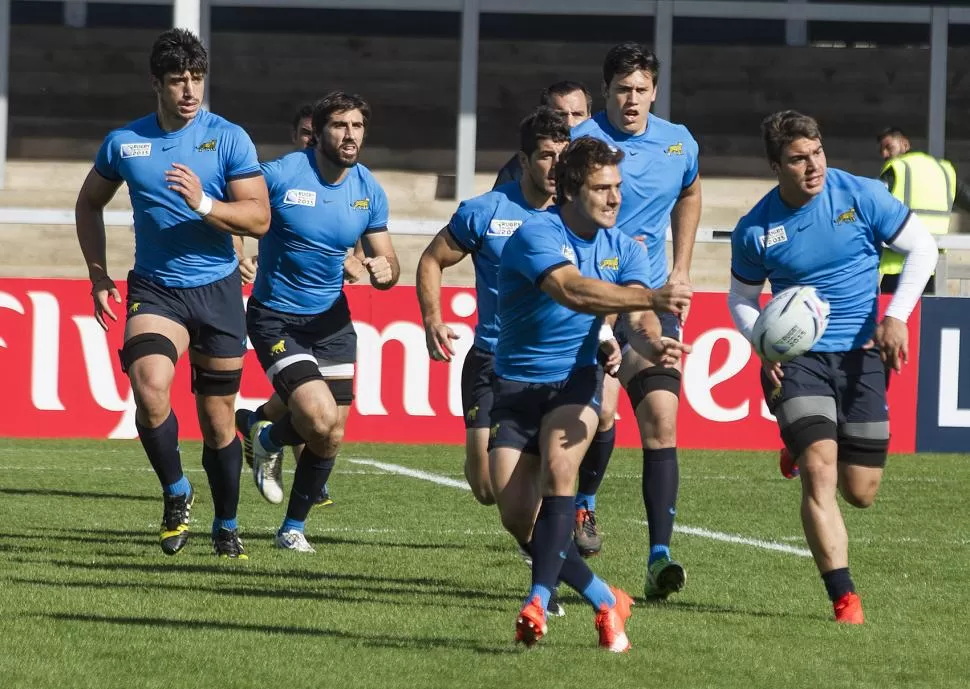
[836,349,890,506]
[247,299,320,405]
[539,366,602,487]
[185,269,247,360]
[598,373,621,430]
[764,352,839,461]
[489,376,546,459]
[465,428,491,481]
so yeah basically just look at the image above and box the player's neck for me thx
[313,148,351,185]
[560,204,598,240]
[155,107,194,134]
[519,178,554,210]
[778,184,814,210]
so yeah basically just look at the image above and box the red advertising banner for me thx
[0,279,918,451]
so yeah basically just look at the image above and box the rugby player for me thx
[729,110,937,623]
[75,29,270,558]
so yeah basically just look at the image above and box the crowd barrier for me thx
[1,278,957,453]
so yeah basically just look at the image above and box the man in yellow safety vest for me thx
[877,126,970,294]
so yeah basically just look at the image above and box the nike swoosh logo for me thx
[162,145,177,151]
[321,199,335,204]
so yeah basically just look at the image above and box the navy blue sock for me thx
[213,517,238,533]
[242,405,270,436]
[201,438,242,520]
[284,447,335,526]
[269,413,306,448]
[136,411,183,489]
[576,425,616,509]
[821,567,856,602]
[529,496,574,613]
[556,539,614,608]
[643,447,679,560]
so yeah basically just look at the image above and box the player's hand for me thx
[872,316,908,373]
[597,337,622,376]
[165,163,205,211]
[667,270,692,324]
[239,255,258,284]
[91,276,121,331]
[362,256,393,286]
[649,336,692,367]
[344,254,366,284]
[425,322,459,362]
[762,359,784,387]
[652,282,692,317]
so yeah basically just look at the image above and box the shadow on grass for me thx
[0,530,157,548]
[644,599,826,622]
[0,487,157,503]
[36,612,517,655]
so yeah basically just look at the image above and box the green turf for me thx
[0,439,967,689]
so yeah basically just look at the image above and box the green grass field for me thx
[0,439,967,689]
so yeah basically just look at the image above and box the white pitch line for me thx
[669,524,812,558]
[348,458,472,491]
[349,458,813,557]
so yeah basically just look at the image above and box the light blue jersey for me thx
[448,181,544,352]
[253,149,389,315]
[496,208,651,383]
[572,112,698,288]
[94,108,261,288]
[731,168,911,351]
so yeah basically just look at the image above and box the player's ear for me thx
[150,75,161,95]
[517,151,530,170]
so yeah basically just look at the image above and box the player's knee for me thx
[597,408,616,433]
[464,458,495,505]
[498,506,531,542]
[196,395,237,448]
[840,487,876,509]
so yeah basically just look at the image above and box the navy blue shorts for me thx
[762,349,889,464]
[614,311,682,349]
[125,269,246,358]
[489,365,604,455]
[247,294,357,377]
[461,346,495,430]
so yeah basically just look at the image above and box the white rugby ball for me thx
[751,286,830,363]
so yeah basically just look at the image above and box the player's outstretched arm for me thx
[360,229,401,291]
[540,264,691,317]
[165,164,270,238]
[76,167,124,330]
[669,176,702,283]
[416,228,469,361]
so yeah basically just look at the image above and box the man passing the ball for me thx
[728,110,938,623]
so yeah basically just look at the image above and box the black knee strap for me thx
[119,333,178,373]
[837,436,889,468]
[326,378,355,406]
[273,359,324,404]
[780,415,838,459]
[191,365,242,396]
[625,366,682,411]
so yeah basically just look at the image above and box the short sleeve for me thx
[224,126,261,180]
[366,181,389,231]
[617,236,652,287]
[260,158,284,199]
[94,135,121,182]
[857,177,911,245]
[508,224,571,285]
[682,130,700,188]
[730,222,768,285]
[447,199,485,252]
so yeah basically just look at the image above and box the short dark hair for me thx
[539,81,593,114]
[520,106,571,157]
[761,110,823,164]
[555,136,625,203]
[149,29,207,81]
[291,103,314,133]
[603,42,659,88]
[876,126,907,142]
[311,91,371,136]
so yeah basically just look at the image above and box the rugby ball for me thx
[751,286,830,363]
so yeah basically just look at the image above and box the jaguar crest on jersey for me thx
[599,257,619,270]
[834,207,857,225]
[665,143,684,156]
[352,198,370,210]
[196,139,217,152]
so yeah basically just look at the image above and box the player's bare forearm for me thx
[670,177,702,279]
[416,254,446,326]
[203,197,270,238]
[545,273,653,315]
